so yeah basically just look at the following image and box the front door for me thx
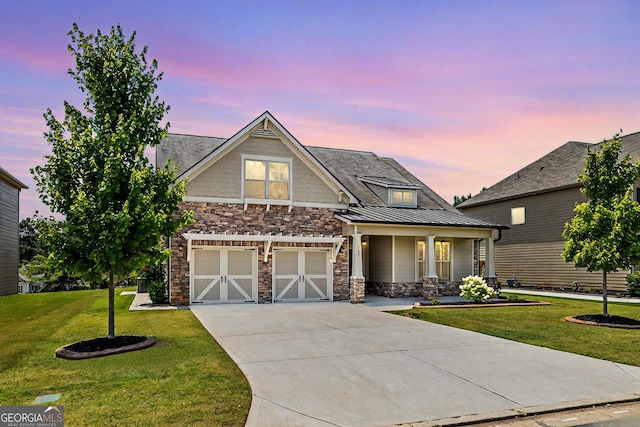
[273,249,332,302]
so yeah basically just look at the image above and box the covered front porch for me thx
[337,207,503,304]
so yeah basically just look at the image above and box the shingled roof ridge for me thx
[305,145,378,156]
[166,131,227,140]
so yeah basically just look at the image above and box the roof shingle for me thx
[459,132,640,208]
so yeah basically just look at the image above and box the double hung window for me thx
[244,158,290,200]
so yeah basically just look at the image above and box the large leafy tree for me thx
[563,133,640,316]
[33,24,192,338]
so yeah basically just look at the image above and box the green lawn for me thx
[0,288,251,426]
[394,294,640,367]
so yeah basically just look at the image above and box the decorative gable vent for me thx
[251,129,279,139]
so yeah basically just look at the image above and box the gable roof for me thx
[0,166,28,190]
[458,132,640,208]
[156,112,497,230]
[158,111,358,204]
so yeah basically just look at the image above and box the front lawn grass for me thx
[0,288,251,426]
[394,294,640,367]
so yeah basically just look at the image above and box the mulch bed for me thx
[55,335,156,360]
[565,315,640,329]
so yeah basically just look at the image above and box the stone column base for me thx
[350,277,365,304]
[423,277,439,300]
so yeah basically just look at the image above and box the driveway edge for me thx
[396,392,640,426]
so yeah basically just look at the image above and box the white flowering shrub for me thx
[459,275,494,302]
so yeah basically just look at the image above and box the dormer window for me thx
[357,176,420,208]
[391,190,415,206]
[389,189,417,207]
[244,155,291,201]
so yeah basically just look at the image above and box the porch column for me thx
[350,233,365,303]
[351,233,364,279]
[484,237,496,278]
[426,235,437,278]
[423,235,439,300]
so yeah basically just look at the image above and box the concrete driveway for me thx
[191,302,640,427]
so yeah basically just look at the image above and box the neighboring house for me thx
[18,274,43,294]
[0,166,28,296]
[157,112,504,305]
[458,132,640,293]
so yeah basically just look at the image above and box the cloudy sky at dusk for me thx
[2,0,639,219]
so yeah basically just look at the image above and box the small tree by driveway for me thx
[33,24,193,338]
[562,133,640,316]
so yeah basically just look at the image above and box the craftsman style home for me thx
[458,132,640,293]
[158,112,503,305]
[0,166,28,296]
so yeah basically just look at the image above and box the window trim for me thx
[435,240,451,281]
[242,154,292,203]
[511,206,526,226]
[389,189,417,207]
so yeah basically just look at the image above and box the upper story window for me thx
[390,189,417,207]
[511,207,525,225]
[244,156,291,201]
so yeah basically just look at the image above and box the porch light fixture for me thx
[440,238,445,244]
[179,244,183,251]
[362,237,367,246]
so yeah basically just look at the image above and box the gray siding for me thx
[368,236,392,282]
[394,236,416,282]
[462,187,629,292]
[495,242,629,292]
[453,238,473,281]
[461,187,585,245]
[0,179,20,296]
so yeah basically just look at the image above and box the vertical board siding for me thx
[394,236,416,282]
[495,241,629,292]
[0,180,19,295]
[453,238,473,281]
[368,236,392,283]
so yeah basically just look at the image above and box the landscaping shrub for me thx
[459,275,494,302]
[142,262,168,303]
[626,272,640,295]
[147,281,168,304]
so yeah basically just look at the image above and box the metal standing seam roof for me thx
[336,206,506,229]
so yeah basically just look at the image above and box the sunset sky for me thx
[2,0,639,219]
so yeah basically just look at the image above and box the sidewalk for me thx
[126,291,177,311]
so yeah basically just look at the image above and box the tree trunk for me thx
[602,270,609,317]
[108,271,115,339]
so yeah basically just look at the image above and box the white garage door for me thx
[191,247,257,304]
[273,249,332,302]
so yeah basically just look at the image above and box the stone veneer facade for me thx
[169,202,349,305]
[368,279,465,299]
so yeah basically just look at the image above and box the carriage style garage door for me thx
[191,247,258,304]
[273,248,332,302]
